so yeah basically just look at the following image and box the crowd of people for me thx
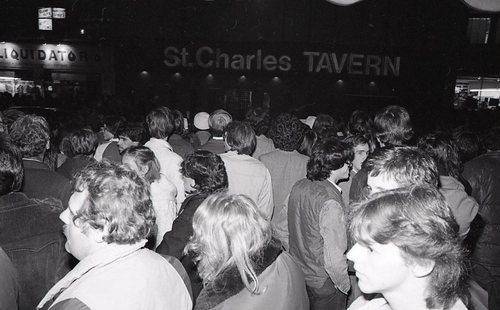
[0,102,498,310]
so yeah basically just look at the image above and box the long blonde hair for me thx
[186,193,272,294]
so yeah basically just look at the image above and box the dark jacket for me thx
[22,159,72,206]
[0,192,72,310]
[56,156,96,180]
[197,138,226,155]
[168,134,195,159]
[463,151,500,268]
[0,246,19,310]
[195,238,309,310]
[156,193,208,301]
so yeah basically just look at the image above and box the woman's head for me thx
[186,193,272,293]
[122,146,161,184]
[181,151,227,194]
[348,185,466,309]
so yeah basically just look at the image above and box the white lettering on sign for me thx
[164,46,399,77]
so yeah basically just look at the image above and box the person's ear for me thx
[411,259,435,278]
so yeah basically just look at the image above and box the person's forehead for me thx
[367,172,400,191]
[69,189,90,213]
[354,143,369,151]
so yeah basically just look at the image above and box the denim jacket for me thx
[0,192,72,310]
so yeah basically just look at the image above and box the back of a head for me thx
[2,108,25,132]
[268,113,307,152]
[417,132,461,178]
[224,121,256,155]
[72,161,155,244]
[365,146,438,188]
[193,112,210,131]
[181,150,228,194]
[186,192,272,293]
[451,127,482,163]
[172,110,185,135]
[350,185,466,309]
[116,121,146,143]
[9,114,50,158]
[307,137,354,181]
[348,110,373,136]
[122,146,161,184]
[145,106,174,139]
[374,105,413,146]
[483,126,500,151]
[0,145,23,195]
[312,114,335,134]
[69,129,98,157]
[208,109,232,137]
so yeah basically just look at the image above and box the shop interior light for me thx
[0,41,5,44]
[80,29,85,35]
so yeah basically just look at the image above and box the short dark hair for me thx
[307,137,354,181]
[350,185,466,309]
[68,129,98,156]
[452,127,482,164]
[224,121,256,155]
[417,132,461,178]
[483,126,500,151]
[9,114,50,158]
[181,150,228,194]
[347,110,373,136]
[365,146,438,187]
[208,109,232,137]
[268,113,307,152]
[374,105,413,146]
[145,106,174,139]
[122,146,161,184]
[72,161,155,244]
[343,134,370,149]
[0,144,23,195]
[245,107,270,136]
[312,114,335,137]
[298,129,318,157]
[116,122,146,143]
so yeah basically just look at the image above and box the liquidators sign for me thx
[164,45,400,77]
[0,42,111,71]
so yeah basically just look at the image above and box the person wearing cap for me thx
[198,109,232,155]
[190,112,211,148]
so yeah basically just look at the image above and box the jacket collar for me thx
[38,240,147,309]
[198,238,282,309]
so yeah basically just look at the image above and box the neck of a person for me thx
[383,279,433,310]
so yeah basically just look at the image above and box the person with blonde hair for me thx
[186,193,309,310]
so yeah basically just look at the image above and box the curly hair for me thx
[268,113,307,152]
[0,144,23,195]
[365,146,438,188]
[182,150,228,194]
[186,193,272,294]
[68,129,98,156]
[9,114,50,158]
[306,137,354,181]
[417,132,462,179]
[349,185,467,309]
[72,160,155,244]
[374,105,413,146]
[145,106,174,139]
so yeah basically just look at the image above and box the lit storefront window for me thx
[455,76,500,110]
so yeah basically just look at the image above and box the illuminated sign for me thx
[38,8,52,18]
[38,19,53,31]
[52,8,66,19]
[0,43,110,71]
[163,46,400,77]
